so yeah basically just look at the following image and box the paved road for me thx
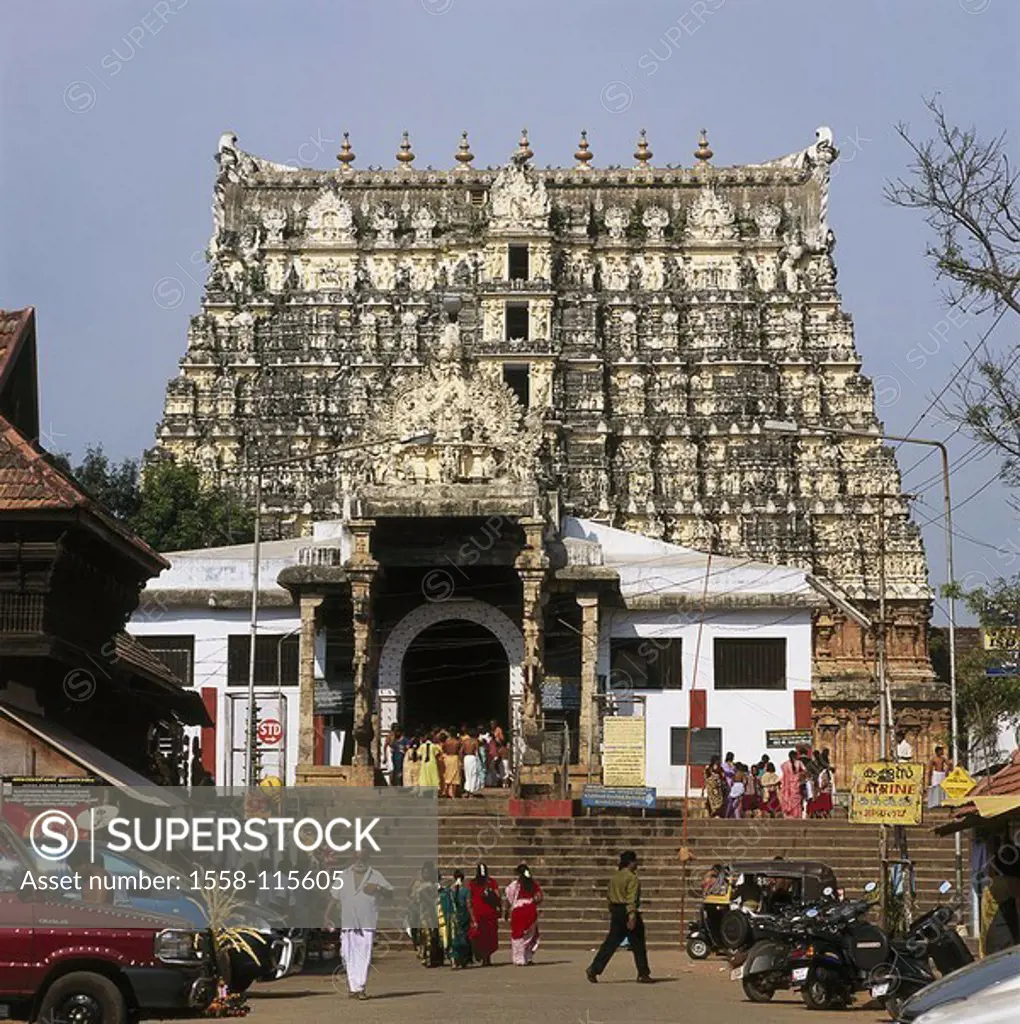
[245,950,894,1024]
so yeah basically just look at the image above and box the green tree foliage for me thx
[933,576,1020,768]
[132,458,254,552]
[58,445,253,553]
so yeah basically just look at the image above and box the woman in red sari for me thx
[467,862,501,965]
[780,749,805,819]
[504,863,543,965]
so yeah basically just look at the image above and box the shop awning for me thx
[935,794,1020,834]
[0,704,181,805]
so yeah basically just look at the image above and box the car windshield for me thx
[901,946,1020,1020]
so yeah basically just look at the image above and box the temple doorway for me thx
[400,620,510,734]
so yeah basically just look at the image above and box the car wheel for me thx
[38,972,126,1024]
[686,937,710,960]
[742,973,777,1003]
[719,910,751,950]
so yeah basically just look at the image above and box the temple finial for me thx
[337,131,355,168]
[634,129,652,168]
[574,130,593,169]
[396,131,415,167]
[694,128,713,164]
[517,128,534,163]
[455,131,474,168]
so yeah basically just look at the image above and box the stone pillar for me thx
[346,519,378,768]
[298,593,324,767]
[515,517,549,756]
[576,593,599,768]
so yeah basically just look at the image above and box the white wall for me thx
[600,608,813,797]
[128,606,302,785]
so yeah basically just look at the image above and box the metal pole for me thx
[245,468,262,788]
[937,442,965,922]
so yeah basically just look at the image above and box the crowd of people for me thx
[703,746,836,819]
[407,861,543,970]
[382,721,511,796]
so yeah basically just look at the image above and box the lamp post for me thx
[763,420,962,905]
[244,431,434,787]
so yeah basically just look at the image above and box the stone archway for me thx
[377,599,525,741]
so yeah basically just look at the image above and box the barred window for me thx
[134,635,195,687]
[670,727,722,766]
[714,638,787,690]
[227,635,299,686]
[609,638,682,691]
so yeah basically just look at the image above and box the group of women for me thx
[407,862,543,968]
[704,747,835,819]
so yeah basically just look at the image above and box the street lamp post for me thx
[763,421,963,907]
[243,431,434,788]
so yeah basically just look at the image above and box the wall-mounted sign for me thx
[602,717,646,787]
[850,762,925,825]
[765,729,813,749]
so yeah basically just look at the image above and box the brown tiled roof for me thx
[114,631,183,688]
[971,748,1020,798]
[0,308,33,390]
[0,414,167,568]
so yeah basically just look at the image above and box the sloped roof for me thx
[0,307,32,388]
[971,748,1020,798]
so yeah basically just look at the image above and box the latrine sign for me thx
[849,762,925,825]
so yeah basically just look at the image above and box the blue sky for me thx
[1,0,1017,615]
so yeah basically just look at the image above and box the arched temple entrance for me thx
[377,599,524,741]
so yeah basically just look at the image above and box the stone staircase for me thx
[436,806,968,950]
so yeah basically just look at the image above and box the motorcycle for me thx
[790,881,972,1017]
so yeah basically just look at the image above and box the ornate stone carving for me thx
[642,205,669,242]
[411,204,436,244]
[261,206,286,244]
[371,203,399,246]
[685,186,737,242]
[489,160,550,232]
[604,206,629,241]
[306,190,355,243]
[753,202,782,242]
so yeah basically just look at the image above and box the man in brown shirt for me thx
[586,850,652,983]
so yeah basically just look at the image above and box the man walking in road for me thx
[586,850,652,983]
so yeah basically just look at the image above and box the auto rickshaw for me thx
[685,859,840,959]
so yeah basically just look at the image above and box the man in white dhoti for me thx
[462,727,485,796]
[331,850,393,1000]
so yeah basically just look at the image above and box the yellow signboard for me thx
[984,627,1020,651]
[850,762,925,825]
[602,717,646,788]
[939,765,976,803]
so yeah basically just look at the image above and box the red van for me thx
[0,824,214,1023]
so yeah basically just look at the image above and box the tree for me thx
[932,576,1020,770]
[57,445,141,521]
[886,97,1020,489]
[132,458,254,552]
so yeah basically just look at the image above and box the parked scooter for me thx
[790,881,973,1017]
[730,886,840,1003]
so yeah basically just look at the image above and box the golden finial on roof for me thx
[396,131,415,166]
[574,130,593,168]
[517,128,534,163]
[455,131,474,167]
[336,131,355,167]
[634,128,652,167]
[694,128,713,164]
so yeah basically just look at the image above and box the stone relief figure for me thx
[261,206,287,244]
[410,259,436,292]
[780,232,807,293]
[412,204,436,244]
[600,256,629,291]
[368,257,397,292]
[266,259,286,293]
[661,308,680,351]
[642,205,669,242]
[358,312,378,359]
[371,203,399,246]
[618,309,638,358]
[685,186,737,242]
[640,255,664,292]
[484,246,505,282]
[306,190,356,243]
[531,247,551,281]
[489,159,551,232]
[604,206,629,241]
[755,255,779,292]
[348,373,369,414]
[753,201,782,242]
[570,252,595,288]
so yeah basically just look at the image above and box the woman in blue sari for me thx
[440,869,473,968]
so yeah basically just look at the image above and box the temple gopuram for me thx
[153,126,946,788]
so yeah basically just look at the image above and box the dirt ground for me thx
[243,949,896,1024]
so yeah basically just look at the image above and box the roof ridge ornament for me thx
[634,129,652,168]
[396,131,415,168]
[574,129,593,169]
[694,128,713,164]
[455,131,474,167]
[516,128,534,165]
[337,131,355,168]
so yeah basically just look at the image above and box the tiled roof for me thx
[0,414,167,568]
[0,308,32,388]
[114,631,183,688]
[971,748,1020,798]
